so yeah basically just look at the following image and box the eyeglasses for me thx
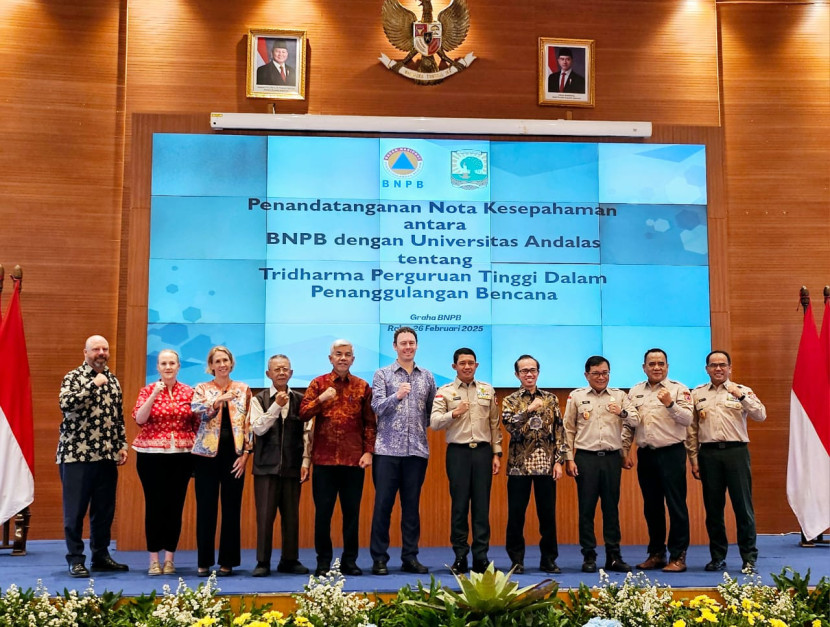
[707,363,729,369]
[518,368,538,375]
[588,371,610,377]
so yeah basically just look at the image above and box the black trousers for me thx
[254,473,301,565]
[136,452,193,553]
[636,442,689,559]
[446,443,493,562]
[312,465,365,566]
[699,443,758,562]
[370,455,428,563]
[59,460,118,566]
[505,474,558,565]
[193,432,245,568]
[574,449,623,561]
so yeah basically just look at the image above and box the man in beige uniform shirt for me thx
[689,350,766,574]
[564,355,639,573]
[627,348,693,573]
[431,348,502,574]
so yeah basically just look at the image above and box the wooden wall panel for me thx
[0,0,123,541]
[719,2,830,534]
[123,0,719,125]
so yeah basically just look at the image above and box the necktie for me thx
[559,73,566,93]
[279,65,286,81]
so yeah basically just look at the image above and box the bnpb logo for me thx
[384,147,423,177]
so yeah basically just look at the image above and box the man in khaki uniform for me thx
[627,348,693,573]
[688,350,766,574]
[564,355,639,573]
[431,348,502,574]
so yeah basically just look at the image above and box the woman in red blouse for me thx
[132,349,198,576]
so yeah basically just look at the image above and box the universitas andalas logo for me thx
[384,147,424,177]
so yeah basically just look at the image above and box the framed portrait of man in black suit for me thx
[538,38,594,107]
[247,29,307,100]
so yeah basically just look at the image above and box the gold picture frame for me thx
[247,28,307,100]
[538,37,595,107]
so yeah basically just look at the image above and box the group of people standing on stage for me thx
[56,332,766,579]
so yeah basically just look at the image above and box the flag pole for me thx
[11,265,22,290]
[0,264,32,555]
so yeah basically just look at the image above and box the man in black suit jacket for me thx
[548,47,586,94]
[257,39,295,86]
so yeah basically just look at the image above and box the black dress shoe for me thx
[371,560,388,575]
[742,560,757,573]
[277,560,309,574]
[471,560,489,574]
[605,558,632,573]
[451,556,469,574]
[401,559,428,574]
[216,567,233,577]
[314,564,331,577]
[69,563,90,578]
[582,560,597,573]
[540,558,561,574]
[511,562,525,574]
[340,562,363,576]
[704,559,726,572]
[252,563,270,577]
[90,556,129,572]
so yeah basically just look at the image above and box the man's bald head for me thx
[84,335,110,372]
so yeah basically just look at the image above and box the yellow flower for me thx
[673,620,687,627]
[294,618,311,627]
[233,613,252,626]
[701,608,718,623]
[248,622,269,627]
[768,619,788,627]
[671,601,683,608]
[193,619,218,627]
[811,621,821,627]
[742,598,754,610]
[263,611,284,621]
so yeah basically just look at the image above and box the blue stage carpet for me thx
[0,534,826,597]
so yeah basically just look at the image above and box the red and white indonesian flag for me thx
[787,300,830,540]
[0,280,35,524]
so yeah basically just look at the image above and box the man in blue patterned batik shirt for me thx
[370,326,436,575]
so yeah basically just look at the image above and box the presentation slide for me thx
[148,134,710,389]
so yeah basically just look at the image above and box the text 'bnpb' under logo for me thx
[384,147,423,177]
[451,150,488,189]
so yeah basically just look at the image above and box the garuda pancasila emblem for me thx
[379,0,476,85]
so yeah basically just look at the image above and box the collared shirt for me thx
[57,362,126,463]
[430,378,503,454]
[627,379,693,449]
[131,380,198,453]
[250,385,313,465]
[687,380,766,462]
[372,361,436,458]
[563,386,639,459]
[501,387,565,475]
[300,371,376,466]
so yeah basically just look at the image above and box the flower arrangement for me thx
[0,567,826,627]
[291,561,375,627]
